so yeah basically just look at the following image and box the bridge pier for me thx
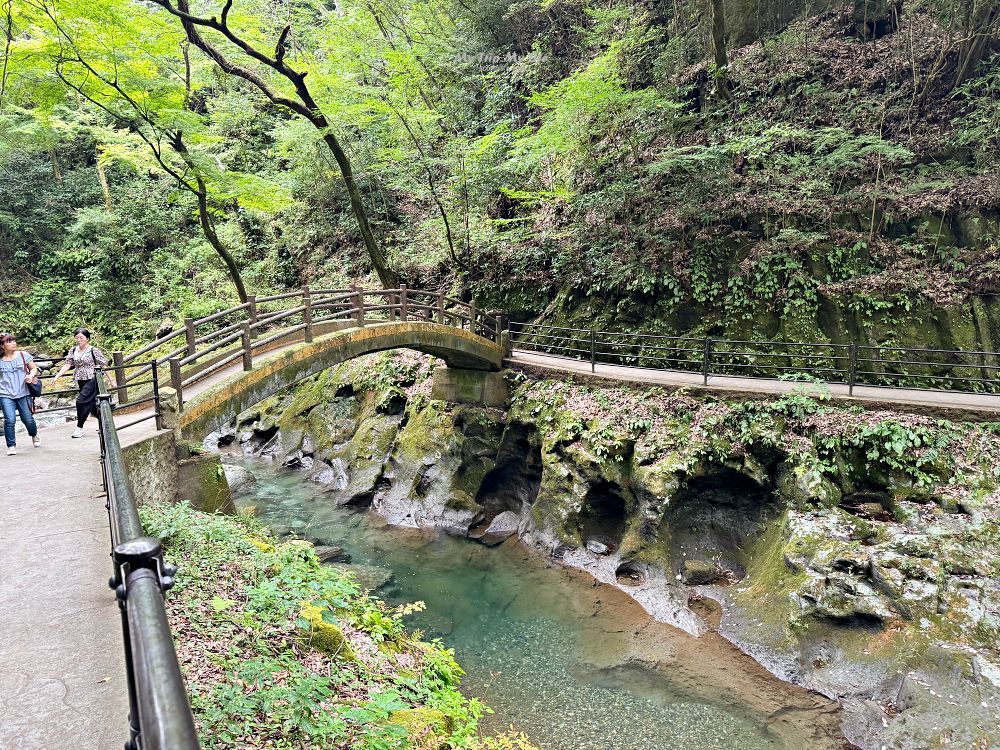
[431,366,508,408]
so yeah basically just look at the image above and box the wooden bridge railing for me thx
[509,321,1000,395]
[109,287,500,413]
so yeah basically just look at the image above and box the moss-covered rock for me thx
[298,601,356,659]
[388,707,453,742]
[221,351,1000,750]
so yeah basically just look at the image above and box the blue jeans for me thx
[1,395,37,448]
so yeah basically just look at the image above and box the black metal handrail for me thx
[96,377,200,750]
[508,321,1000,396]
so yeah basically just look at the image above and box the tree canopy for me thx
[0,0,997,352]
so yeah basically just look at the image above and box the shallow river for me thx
[232,459,843,750]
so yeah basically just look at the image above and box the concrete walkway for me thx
[0,344,297,749]
[0,420,128,750]
[509,350,1000,417]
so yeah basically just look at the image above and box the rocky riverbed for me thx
[208,351,1000,750]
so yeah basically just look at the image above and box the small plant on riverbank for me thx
[139,502,532,750]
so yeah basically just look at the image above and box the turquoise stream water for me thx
[234,460,813,750]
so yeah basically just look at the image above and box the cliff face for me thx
[469,3,1000,353]
[212,351,1000,750]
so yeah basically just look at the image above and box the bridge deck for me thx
[509,350,1000,416]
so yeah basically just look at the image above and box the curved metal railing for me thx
[508,321,1000,395]
[96,379,200,750]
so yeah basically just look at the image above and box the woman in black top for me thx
[51,328,110,438]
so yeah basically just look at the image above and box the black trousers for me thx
[76,378,100,427]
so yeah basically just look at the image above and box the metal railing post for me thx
[849,342,858,396]
[703,338,713,386]
[168,358,183,409]
[183,318,196,356]
[591,329,596,373]
[113,576,141,750]
[302,286,314,343]
[241,323,253,371]
[151,360,162,431]
[113,351,129,405]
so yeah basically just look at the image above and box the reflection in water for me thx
[235,460,832,750]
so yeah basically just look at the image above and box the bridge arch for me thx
[173,321,504,439]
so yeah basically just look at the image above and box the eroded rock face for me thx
[216,358,1000,750]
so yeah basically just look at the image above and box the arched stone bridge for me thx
[173,320,506,439]
[110,287,508,441]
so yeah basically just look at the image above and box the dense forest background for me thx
[0,0,997,354]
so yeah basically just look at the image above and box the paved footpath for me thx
[0,420,129,750]
[0,343,295,749]
[510,350,1000,416]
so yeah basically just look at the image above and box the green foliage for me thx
[951,54,1000,165]
[1,0,997,356]
[138,501,488,750]
[843,420,959,486]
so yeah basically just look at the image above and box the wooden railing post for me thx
[400,285,408,322]
[437,293,445,324]
[247,295,258,332]
[112,350,128,404]
[469,300,477,334]
[169,357,183,409]
[302,286,314,343]
[184,318,196,356]
[241,323,253,371]
[353,286,366,327]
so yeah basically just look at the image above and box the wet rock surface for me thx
[222,463,257,493]
[476,511,521,546]
[210,354,1000,750]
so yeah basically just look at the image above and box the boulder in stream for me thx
[314,545,349,563]
[477,511,521,546]
[325,562,394,591]
[585,538,611,555]
[223,464,257,494]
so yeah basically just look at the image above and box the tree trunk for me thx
[168,132,249,302]
[196,189,248,303]
[320,132,399,288]
[96,155,112,210]
[711,0,732,100]
[156,0,399,289]
[49,147,62,184]
[954,1,999,85]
